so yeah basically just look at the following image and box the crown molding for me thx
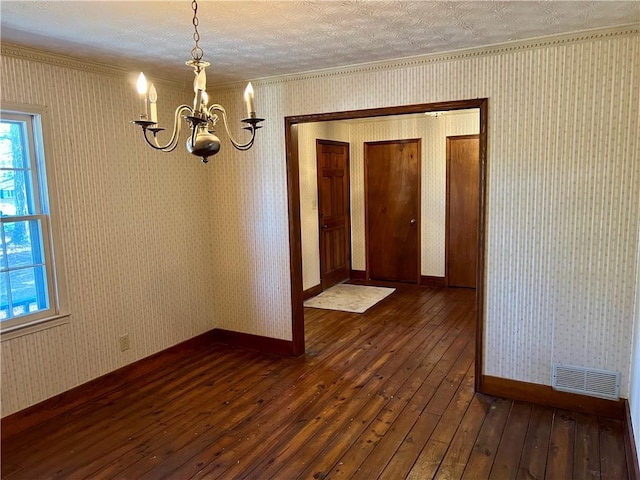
[213,24,639,92]
[0,43,186,89]
[257,24,640,86]
[1,42,124,77]
[2,24,637,93]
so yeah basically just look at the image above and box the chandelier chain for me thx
[191,0,203,61]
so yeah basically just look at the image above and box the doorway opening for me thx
[285,99,488,391]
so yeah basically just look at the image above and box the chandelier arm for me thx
[164,104,193,151]
[142,129,173,152]
[208,104,257,151]
[141,104,192,152]
[143,129,182,153]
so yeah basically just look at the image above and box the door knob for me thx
[322,224,328,229]
[410,218,417,225]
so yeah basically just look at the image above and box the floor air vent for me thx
[552,364,620,400]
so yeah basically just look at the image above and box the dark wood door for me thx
[365,139,420,283]
[447,135,479,288]
[316,140,351,290]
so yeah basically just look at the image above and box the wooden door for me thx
[447,135,479,288]
[365,139,420,283]
[316,140,351,290]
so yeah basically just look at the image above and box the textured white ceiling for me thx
[1,1,639,85]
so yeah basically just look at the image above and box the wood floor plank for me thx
[406,439,451,480]
[599,417,628,480]
[516,405,554,480]
[377,411,441,480]
[379,361,476,480]
[488,401,532,479]
[423,345,476,417]
[460,396,512,480]
[545,409,577,480]
[429,368,477,445]
[431,394,493,479]
[0,286,629,480]
[573,412,601,479]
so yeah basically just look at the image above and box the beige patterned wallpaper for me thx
[631,231,640,449]
[297,121,350,291]
[210,27,639,397]
[1,26,638,416]
[0,50,217,416]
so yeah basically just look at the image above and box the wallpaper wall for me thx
[630,232,640,450]
[297,112,479,292]
[297,121,350,291]
[0,46,216,416]
[209,27,639,397]
[1,26,638,416]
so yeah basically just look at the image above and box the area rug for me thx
[304,284,396,314]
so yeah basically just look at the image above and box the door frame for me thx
[445,134,480,288]
[284,98,488,393]
[364,139,421,284]
[316,139,352,291]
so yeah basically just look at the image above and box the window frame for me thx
[1,104,69,337]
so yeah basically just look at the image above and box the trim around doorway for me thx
[285,99,488,393]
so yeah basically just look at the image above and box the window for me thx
[1,108,61,332]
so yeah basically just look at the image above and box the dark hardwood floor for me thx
[1,286,629,479]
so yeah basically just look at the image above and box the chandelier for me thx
[131,0,264,163]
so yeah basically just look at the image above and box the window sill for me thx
[1,313,71,341]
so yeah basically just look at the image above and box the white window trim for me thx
[1,313,71,340]
[1,102,70,338]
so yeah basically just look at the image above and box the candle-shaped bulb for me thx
[148,83,157,102]
[244,82,255,118]
[194,69,207,92]
[148,84,158,123]
[136,72,149,119]
[193,70,206,112]
[136,72,148,95]
[202,91,209,107]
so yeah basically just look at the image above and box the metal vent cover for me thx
[552,364,620,400]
